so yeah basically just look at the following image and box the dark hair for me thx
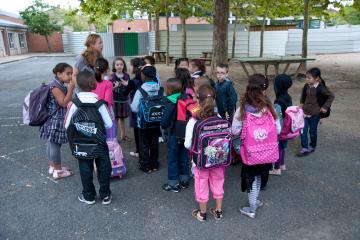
[174,57,189,71]
[191,59,206,73]
[76,70,96,91]
[53,63,72,75]
[144,55,156,65]
[239,74,277,120]
[165,78,182,96]
[175,68,193,93]
[306,67,326,86]
[130,57,145,79]
[217,63,229,70]
[94,57,109,82]
[112,57,127,73]
[197,85,216,120]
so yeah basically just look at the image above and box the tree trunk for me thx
[260,5,269,57]
[231,14,238,59]
[45,35,51,53]
[155,11,160,51]
[211,0,229,77]
[148,13,152,31]
[302,0,309,63]
[166,11,170,65]
[180,16,187,58]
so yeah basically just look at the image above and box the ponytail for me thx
[94,57,109,82]
[197,85,215,120]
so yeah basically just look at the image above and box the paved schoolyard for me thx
[0,56,359,240]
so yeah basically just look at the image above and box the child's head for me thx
[144,56,156,66]
[174,57,189,72]
[189,59,206,74]
[240,74,276,120]
[165,78,182,96]
[175,67,193,92]
[112,57,127,73]
[130,57,145,80]
[196,84,216,120]
[194,76,212,93]
[53,63,73,83]
[94,57,109,82]
[216,63,229,82]
[141,65,157,82]
[306,67,325,86]
[76,70,97,92]
[274,74,292,96]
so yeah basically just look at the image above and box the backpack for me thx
[23,83,52,126]
[279,106,304,141]
[107,140,126,178]
[240,110,278,166]
[190,116,232,169]
[66,96,107,160]
[175,94,198,141]
[137,87,165,129]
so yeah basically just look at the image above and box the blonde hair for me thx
[82,34,102,67]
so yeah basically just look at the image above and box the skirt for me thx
[113,101,130,119]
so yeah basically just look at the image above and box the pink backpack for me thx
[240,110,278,165]
[279,106,304,141]
[107,140,126,178]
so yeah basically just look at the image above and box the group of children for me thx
[39,45,334,219]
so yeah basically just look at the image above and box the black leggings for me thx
[133,127,140,153]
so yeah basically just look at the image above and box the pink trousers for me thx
[194,167,225,203]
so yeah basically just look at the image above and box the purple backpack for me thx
[190,116,232,169]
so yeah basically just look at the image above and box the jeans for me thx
[78,150,112,201]
[46,141,61,165]
[301,115,320,149]
[167,135,189,186]
[139,128,160,170]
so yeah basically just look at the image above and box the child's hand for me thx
[120,79,128,86]
[114,81,120,88]
[320,107,327,113]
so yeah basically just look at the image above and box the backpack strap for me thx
[95,99,107,109]
[158,87,164,97]
[139,87,148,98]
[72,95,82,107]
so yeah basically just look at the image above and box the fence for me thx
[62,26,360,58]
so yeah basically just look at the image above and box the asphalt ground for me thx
[0,56,359,240]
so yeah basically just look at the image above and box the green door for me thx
[123,33,139,56]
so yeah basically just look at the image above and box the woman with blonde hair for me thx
[73,34,103,79]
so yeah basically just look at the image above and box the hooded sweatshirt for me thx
[130,81,160,113]
[274,74,293,116]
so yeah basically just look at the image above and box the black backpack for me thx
[137,87,165,129]
[67,95,108,160]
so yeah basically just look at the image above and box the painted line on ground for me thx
[0,117,22,120]
[0,123,25,127]
[0,145,42,158]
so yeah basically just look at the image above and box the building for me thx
[0,10,28,56]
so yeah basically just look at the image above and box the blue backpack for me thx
[137,87,165,129]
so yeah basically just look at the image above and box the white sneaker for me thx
[130,152,139,158]
[269,169,282,176]
[239,207,256,219]
[159,137,164,143]
[280,165,286,171]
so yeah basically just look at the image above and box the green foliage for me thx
[339,5,360,24]
[20,0,61,36]
[50,8,90,32]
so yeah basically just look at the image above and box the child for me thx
[215,63,238,122]
[131,65,161,173]
[232,74,281,218]
[161,78,190,192]
[175,67,194,96]
[185,85,226,222]
[144,55,160,83]
[189,59,206,81]
[92,58,116,140]
[65,70,113,205]
[121,58,145,157]
[174,57,189,72]
[40,63,75,179]
[298,68,335,157]
[270,74,293,175]
[111,57,131,141]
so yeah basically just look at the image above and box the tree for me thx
[211,0,229,77]
[20,0,61,52]
[340,6,360,25]
[50,8,91,32]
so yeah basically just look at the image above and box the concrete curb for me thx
[0,54,76,65]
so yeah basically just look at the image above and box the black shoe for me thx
[102,195,112,205]
[139,166,152,174]
[78,193,95,205]
[162,184,181,193]
[180,181,190,189]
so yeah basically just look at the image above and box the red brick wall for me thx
[26,32,64,53]
[0,15,24,24]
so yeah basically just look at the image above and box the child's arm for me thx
[300,84,307,105]
[320,87,335,113]
[104,82,113,106]
[130,89,141,113]
[184,118,197,149]
[98,104,113,129]
[227,82,238,120]
[160,102,176,130]
[231,108,242,135]
[52,82,75,108]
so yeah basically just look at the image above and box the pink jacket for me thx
[92,80,113,107]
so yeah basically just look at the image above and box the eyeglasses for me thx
[216,72,227,75]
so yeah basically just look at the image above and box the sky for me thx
[0,0,80,15]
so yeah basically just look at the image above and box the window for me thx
[8,33,15,49]
[18,33,26,48]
